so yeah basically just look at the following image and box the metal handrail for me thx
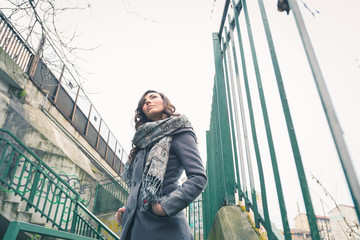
[4,221,94,240]
[0,128,120,239]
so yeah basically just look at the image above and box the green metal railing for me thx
[203,0,359,239]
[93,177,129,214]
[0,128,120,240]
[186,199,203,240]
[4,221,94,240]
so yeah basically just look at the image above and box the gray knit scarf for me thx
[123,115,193,212]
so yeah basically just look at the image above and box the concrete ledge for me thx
[208,206,261,240]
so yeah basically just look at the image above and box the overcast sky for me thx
[3,0,359,230]
[70,0,360,228]
[57,0,360,230]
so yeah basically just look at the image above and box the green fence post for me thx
[221,34,243,202]
[212,32,236,205]
[3,221,21,240]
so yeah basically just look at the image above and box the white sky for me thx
[3,0,360,230]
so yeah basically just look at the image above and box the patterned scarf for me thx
[123,115,193,212]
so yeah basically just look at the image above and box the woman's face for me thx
[142,92,165,121]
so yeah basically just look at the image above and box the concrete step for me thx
[0,188,51,227]
[0,200,32,222]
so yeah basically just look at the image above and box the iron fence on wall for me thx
[0,11,33,72]
[0,10,127,176]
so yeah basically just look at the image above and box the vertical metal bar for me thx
[221,35,243,202]
[48,185,58,218]
[212,86,226,208]
[19,48,29,70]
[3,31,13,50]
[59,197,68,228]
[22,52,31,72]
[9,39,18,58]
[13,41,22,62]
[188,204,191,230]
[23,163,34,196]
[26,163,42,211]
[7,34,17,56]
[218,0,231,38]
[113,141,118,167]
[16,159,28,193]
[42,179,52,213]
[212,32,236,205]
[3,221,21,240]
[204,132,211,240]
[16,46,26,69]
[105,130,110,160]
[93,181,100,214]
[36,174,46,208]
[53,64,65,104]
[65,199,73,230]
[0,22,6,41]
[71,86,81,121]
[2,149,15,178]
[85,104,93,136]
[224,27,248,200]
[108,183,112,210]
[120,149,124,173]
[0,27,10,45]
[109,182,113,210]
[256,0,321,238]
[211,86,226,213]
[193,203,195,236]
[288,0,360,222]
[228,14,259,225]
[240,0,292,237]
[71,203,78,233]
[10,154,22,187]
[79,217,84,235]
[96,119,103,149]
[198,200,201,240]
[231,0,274,236]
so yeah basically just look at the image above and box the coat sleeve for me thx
[160,131,207,217]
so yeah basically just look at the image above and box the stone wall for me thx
[0,46,121,234]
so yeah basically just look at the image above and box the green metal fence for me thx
[186,198,203,240]
[0,128,120,240]
[93,177,129,214]
[202,0,360,239]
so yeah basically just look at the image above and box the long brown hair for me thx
[128,90,178,162]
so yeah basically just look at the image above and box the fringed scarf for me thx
[123,115,193,212]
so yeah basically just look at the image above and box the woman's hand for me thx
[151,202,167,216]
[115,207,126,224]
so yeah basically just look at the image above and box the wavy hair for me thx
[127,90,178,163]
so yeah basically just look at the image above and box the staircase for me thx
[0,128,121,239]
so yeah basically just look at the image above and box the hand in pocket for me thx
[115,207,126,224]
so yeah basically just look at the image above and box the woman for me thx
[116,90,207,240]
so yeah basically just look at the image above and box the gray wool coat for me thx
[120,129,207,240]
